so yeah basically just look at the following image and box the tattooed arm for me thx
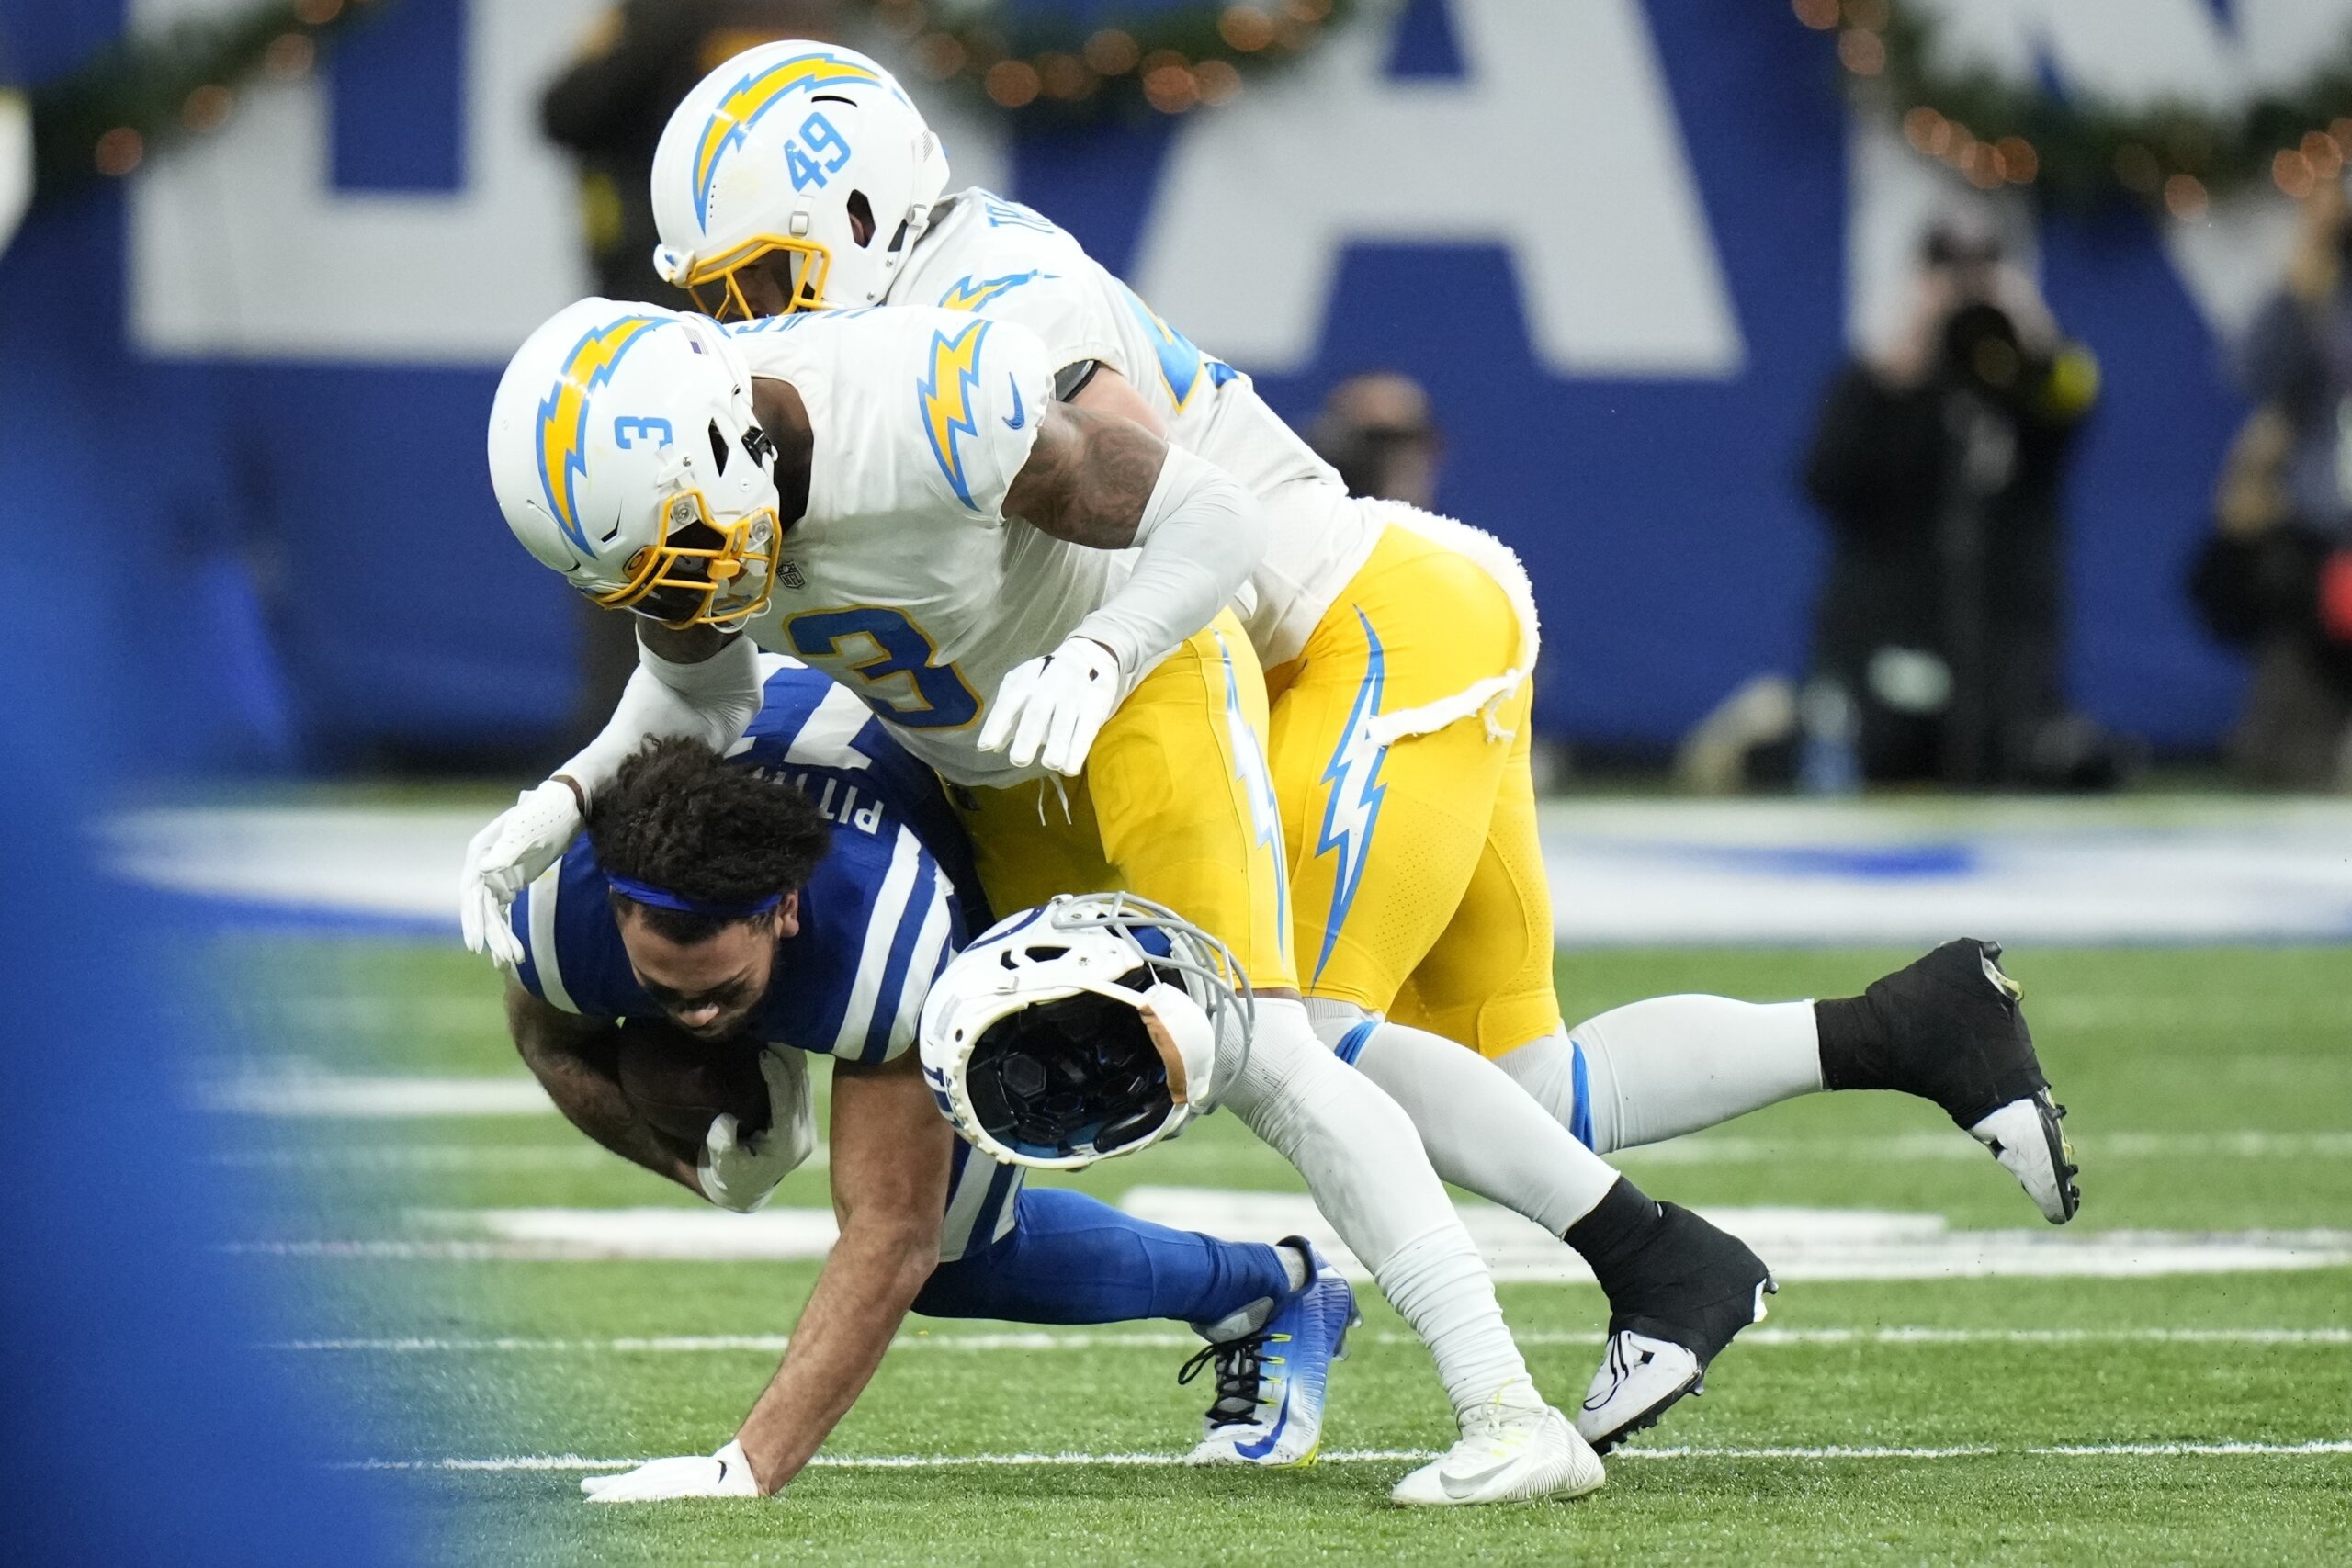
[1002,400,1177,548]
[1000,400,1269,673]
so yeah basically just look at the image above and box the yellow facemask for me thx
[680,234,832,321]
[594,489,782,629]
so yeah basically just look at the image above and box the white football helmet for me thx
[919,895,1255,1170]
[650,40,948,320]
[486,298,781,627]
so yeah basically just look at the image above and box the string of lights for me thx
[856,0,1351,120]
[1798,0,2352,217]
[28,0,1355,209]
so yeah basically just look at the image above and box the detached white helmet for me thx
[920,895,1255,1170]
[650,40,948,319]
[487,298,781,627]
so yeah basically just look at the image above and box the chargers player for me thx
[636,40,2077,1450]
[471,296,1607,1504]
[502,659,1354,1498]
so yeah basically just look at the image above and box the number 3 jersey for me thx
[887,188,1377,670]
[723,304,1134,791]
[507,656,985,1064]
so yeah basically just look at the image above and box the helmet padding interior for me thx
[965,990,1173,1162]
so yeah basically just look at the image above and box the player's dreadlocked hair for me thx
[586,737,831,944]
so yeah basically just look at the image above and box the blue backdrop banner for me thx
[6,0,2293,772]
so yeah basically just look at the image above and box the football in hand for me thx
[616,1021,772,1145]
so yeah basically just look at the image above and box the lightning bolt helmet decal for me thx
[534,314,673,558]
[691,51,885,228]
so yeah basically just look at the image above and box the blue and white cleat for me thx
[1181,1236,1358,1467]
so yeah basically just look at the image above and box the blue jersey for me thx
[509,656,984,1065]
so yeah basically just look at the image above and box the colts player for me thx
[502,660,1354,1500]
[638,40,2081,1449]
[469,298,1603,1505]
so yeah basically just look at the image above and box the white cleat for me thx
[1575,1331,1702,1450]
[1971,1092,2080,1224]
[1390,1382,1606,1507]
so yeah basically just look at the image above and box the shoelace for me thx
[1179,1337,1266,1429]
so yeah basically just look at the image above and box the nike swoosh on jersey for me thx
[1002,374,1027,431]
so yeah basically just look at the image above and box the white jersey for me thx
[725,305,1128,790]
[889,189,1378,669]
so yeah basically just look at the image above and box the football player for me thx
[472,298,1605,1504]
[501,658,1354,1499]
[635,40,2077,1450]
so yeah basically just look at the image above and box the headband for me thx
[605,873,784,920]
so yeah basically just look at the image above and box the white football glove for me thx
[696,1049,816,1213]
[458,779,582,968]
[582,1438,761,1503]
[978,636,1121,775]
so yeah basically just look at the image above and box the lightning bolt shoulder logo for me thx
[937,270,1056,313]
[917,319,992,510]
[1311,609,1388,983]
[1219,631,1292,961]
[535,315,672,558]
[692,51,884,227]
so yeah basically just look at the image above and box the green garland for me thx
[848,0,1357,123]
[31,0,387,205]
[28,0,1354,209]
[1805,0,2352,213]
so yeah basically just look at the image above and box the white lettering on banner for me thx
[1130,0,1744,378]
[126,0,1007,365]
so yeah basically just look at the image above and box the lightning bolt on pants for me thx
[1266,525,1559,1055]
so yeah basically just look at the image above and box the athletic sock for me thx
[1814,995,1891,1090]
[1306,1002,1617,1233]
[911,1188,1294,1329]
[1222,998,1532,1424]
[1498,998,1826,1156]
[1375,1225,1538,1426]
[1560,1174,1664,1287]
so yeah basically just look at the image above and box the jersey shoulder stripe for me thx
[869,862,955,1064]
[827,825,927,1059]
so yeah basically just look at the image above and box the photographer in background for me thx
[2191,182,2352,790]
[1799,213,2116,790]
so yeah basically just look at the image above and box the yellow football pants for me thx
[950,610,1297,992]
[1266,525,1559,1056]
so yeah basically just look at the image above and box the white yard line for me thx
[230,1198,2352,1281]
[195,1073,2352,1169]
[271,1325,2352,1353]
[343,1439,2352,1473]
[205,1077,554,1118]
[1615,1131,2352,1165]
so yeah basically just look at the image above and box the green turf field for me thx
[213,940,2352,1565]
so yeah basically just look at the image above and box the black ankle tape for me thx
[1815,996,1889,1092]
[1564,1176,1662,1272]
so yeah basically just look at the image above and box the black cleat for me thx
[1826,938,2080,1224]
[1574,1201,1776,1454]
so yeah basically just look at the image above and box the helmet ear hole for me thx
[707,419,729,475]
[846,190,876,248]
